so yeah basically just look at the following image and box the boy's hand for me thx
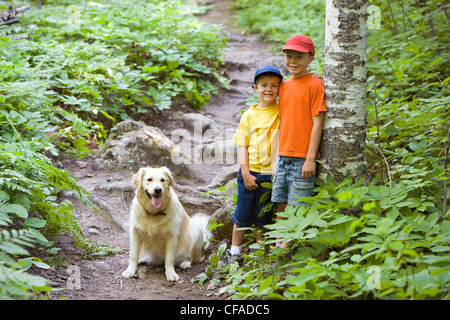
[302,158,316,180]
[242,172,258,191]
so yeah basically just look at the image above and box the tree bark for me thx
[320,0,369,183]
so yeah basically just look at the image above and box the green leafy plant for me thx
[203,176,449,300]
[2,0,229,153]
[0,228,52,300]
[24,0,229,119]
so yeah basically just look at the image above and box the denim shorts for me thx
[271,156,316,206]
[233,168,273,228]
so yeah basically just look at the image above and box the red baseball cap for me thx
[279,35,315,56]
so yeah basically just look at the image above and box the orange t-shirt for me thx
[278,73,326,158]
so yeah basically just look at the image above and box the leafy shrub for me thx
[205,176,450,300]
[24,0,228,120]
[2,0,229,153]
[232,0,325,46]
[0,137,119,298]
[0,226,52,300]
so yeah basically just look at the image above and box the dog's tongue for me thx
[151,196,162,209]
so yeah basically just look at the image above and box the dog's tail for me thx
[191,214,212,249]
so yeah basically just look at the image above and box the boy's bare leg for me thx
[231,223,246,255]
[276,202,291,248]
[276,202,287,217]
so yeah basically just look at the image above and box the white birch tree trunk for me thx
[320,0,369,182]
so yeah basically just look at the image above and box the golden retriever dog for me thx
[122,167,210,281]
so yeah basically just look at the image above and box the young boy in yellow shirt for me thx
[227,65,283,262]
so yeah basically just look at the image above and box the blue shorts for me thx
[271,156,316,206]
[233,169,273,228]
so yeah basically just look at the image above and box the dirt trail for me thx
[41,0,280,300]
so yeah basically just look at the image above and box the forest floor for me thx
[34,0,282,300]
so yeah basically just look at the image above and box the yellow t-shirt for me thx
[233,103,280,174]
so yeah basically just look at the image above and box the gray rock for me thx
[95,120,205,183]
[210,208,234,241]
[181,113,222,134]
[208,164,239,188]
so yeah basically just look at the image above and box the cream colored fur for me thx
[122,167,210,281]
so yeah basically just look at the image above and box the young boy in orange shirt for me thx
[271,35,327,248]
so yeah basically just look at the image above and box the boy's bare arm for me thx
[271,129,279,177]
[238,145,258,190]
[302,112,325,179]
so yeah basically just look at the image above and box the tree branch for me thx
[1,4,31,26]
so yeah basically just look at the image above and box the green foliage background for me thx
[1,0,448,300]
[0,0,227,299]
[202,0,449,300]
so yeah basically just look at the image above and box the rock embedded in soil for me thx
[94,120,205,184]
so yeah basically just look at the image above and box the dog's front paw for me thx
[165,269,180,281]
[122,268,137,278]
[180,261,191,269]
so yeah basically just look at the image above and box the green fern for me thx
[0,229,36,256]
[0,265,51,300]
[0,229,51,300]
[0,200,27,227]
[0,147,119,298]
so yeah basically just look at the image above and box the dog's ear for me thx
[162,167,175,188]
[132,168,145,189]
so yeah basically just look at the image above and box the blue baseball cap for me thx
[254,65,283,84]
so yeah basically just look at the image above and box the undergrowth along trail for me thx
[1,0,448,301]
